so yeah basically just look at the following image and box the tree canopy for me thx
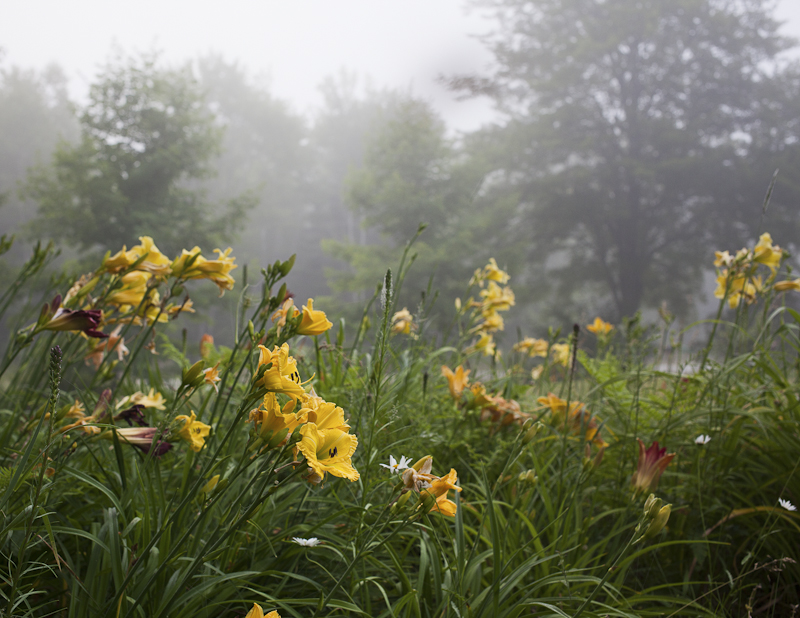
[449,0,800,319]
[25,53,253,256]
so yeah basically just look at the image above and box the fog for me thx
[3,0,800,338]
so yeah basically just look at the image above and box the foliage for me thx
[2,226,800,617]
[448,0,800,320]
[0,62,78,263]
[324,96,524,330]
[23,52,254,257]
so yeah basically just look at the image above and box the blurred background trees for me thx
[23,52,253,257]
[0,62,77,261]
[446,0,800,321]
[2,0,800,338]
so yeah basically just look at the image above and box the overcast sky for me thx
[3,0,800,133]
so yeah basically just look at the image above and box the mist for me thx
[3,0,800,343]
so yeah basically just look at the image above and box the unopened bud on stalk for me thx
[248,320,255,339]
[275,283,287,306]
[267,427,290,449]
[391,491,413,513]
[643,494,662,518]
[522,421,545,444]
[640,504,672,542]
[419,490,437,515]
[280,254,296,276]
[182,360,205,389]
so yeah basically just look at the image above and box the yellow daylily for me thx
[117,388,167,411]
[537,392,584,425]
[174,410,211,452]
[586,317,614,335]
[296,298,333,336]
[477,309,504,333]
[441,365,470,400]
[203,362,221,393]
[271,298,295,336]
[537,393,608,447]
[512,337,548,357]
[713,250,734,268]
[482,258,510,284]
[774,278,800,292]
[103,236,172,276]
[58,400,102,435]
[471,332,496,357]
[422,468,462,517]
[468,382,494,409]
[106,271,157,308]
[479,395,529,427]
[250,392,308,446]
[551,343,571,366]
[391,308,416,335]
[296,424,359,482]
[256,344,306,399]
[170,247,237,295]
[244,603,280,618]
[479,281,515,312]
[298,392,349,431]
[753,233,782,272]
[714,271,762,308]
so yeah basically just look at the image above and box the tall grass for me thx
[0,231,798,617]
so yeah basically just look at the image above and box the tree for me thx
[450,0,800,319]
[324,94,524,327]
[0,62,77,261]
[25,52,252,256]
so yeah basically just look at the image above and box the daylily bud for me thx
[522,421,545,444]
[643,493,658,515]
[419,490,437,515]
[182,360,205,388]
[517,469,537,485]
[411,455,433,473]
[391,490,413,513]
[280,254,296,276]
[267,427,290,449]
[201,474,220,496]
[640,504,671,542]
[275,283,287,307]
[645,498,664,519]
[248,320,255,339]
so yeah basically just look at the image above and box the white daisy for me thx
[380,455,412,474]
[292,537,320,547]
[694,434,711,445]
[779,498,796,512]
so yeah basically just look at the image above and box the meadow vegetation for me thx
[0,230,799,617]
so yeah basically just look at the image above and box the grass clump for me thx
[0,232,798,617]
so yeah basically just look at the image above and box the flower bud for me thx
[267,427,290,449]
[182,360,205,388]
[646,497,663,519]
[418,490,437,515]
[201,474,220,496]
[411,455,433,473]
[392,490,413,513]
[522,421,545,444]
[280,254,296,276]
[640,504,671,542]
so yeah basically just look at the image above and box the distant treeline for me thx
[2,0,800,338]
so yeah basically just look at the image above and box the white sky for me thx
[2,0,800,133]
